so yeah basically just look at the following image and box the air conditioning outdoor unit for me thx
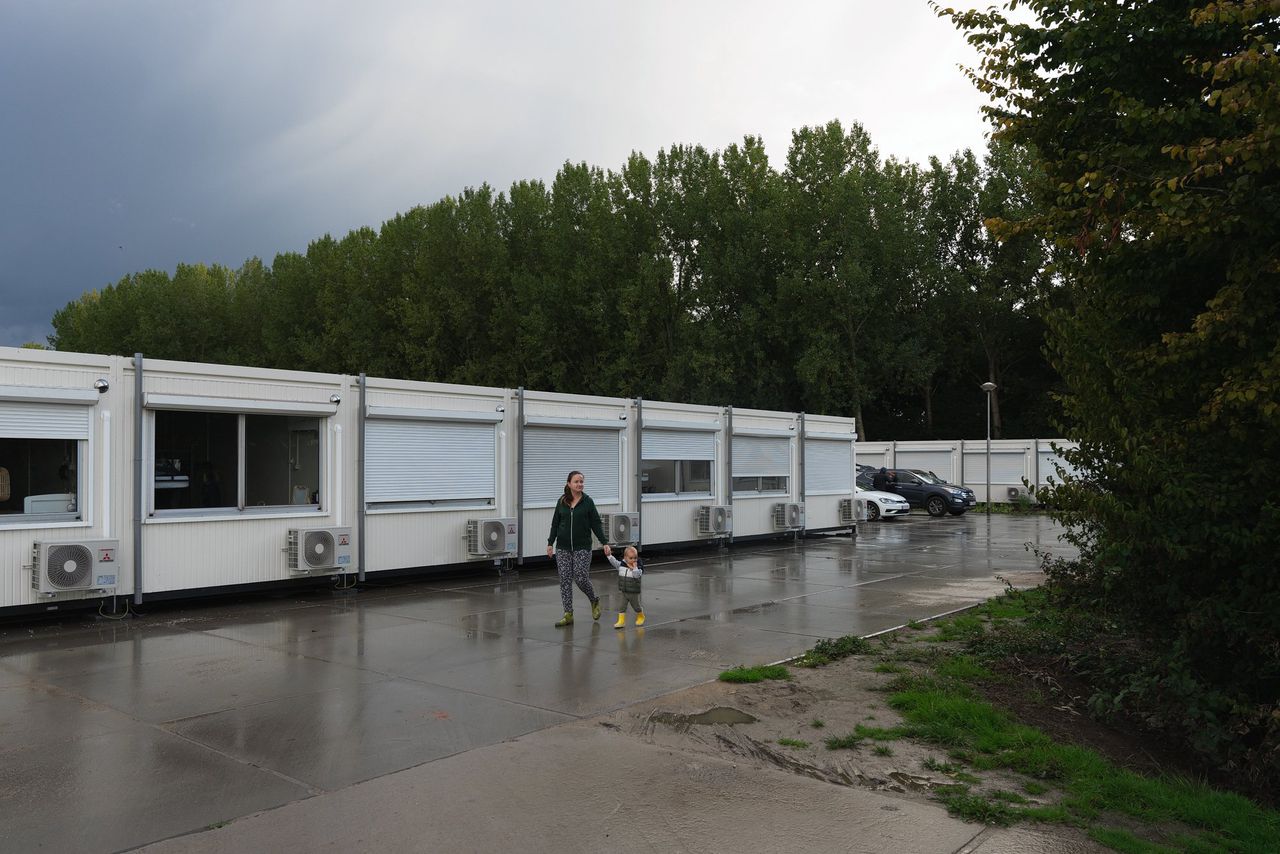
[287,527,353,573]
[31,539,120,595]
[696,505,732,536]
[838,498,856,525]
[601,512,639,545]
[467,517,518,557]
[772,502,805,530]
[1007,486,1028,500]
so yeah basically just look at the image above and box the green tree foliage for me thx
[941,0,1280,777]
[48,126,1056,439]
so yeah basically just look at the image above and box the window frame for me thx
[147,408,327,519]
[641,458,714,499]
[731,474,790,496]
[0,392,97,530]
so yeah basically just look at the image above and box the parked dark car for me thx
[857,468,977,517]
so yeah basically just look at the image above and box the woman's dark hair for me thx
[561,470,583,505]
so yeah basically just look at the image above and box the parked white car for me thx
[856,486,910,521]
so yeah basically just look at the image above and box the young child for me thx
[606,545,645,628]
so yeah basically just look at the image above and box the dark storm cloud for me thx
[0,1,988,347]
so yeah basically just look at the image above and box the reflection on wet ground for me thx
[0,513,1073,852]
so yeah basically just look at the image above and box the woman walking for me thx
[546,470,611,627]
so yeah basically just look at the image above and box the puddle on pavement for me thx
[652,707,757,727]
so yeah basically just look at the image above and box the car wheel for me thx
[926,496,947,517]
[865,502,881,522]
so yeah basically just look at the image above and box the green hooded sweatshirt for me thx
[547,494,608,552]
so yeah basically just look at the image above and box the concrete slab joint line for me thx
[0,516,1074,854]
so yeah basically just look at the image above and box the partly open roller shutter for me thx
[641,429,714,461]
[732,435,790,477]
[0,403,91,440]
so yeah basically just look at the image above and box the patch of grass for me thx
[797,634,874,667]
[1023,780,1050,796]
[824,733,864,750]
[884,671,1280,850]
[874,661,906,674]
[718,664,790,683]
[906,620,925,630]
[938,791,1020,826]
[930,614,986,643]
[777,738,810,749]
[989,789,1030,805]
[977,589,1043,621]
[809,718,825,729]
[873,745,893,757]
[1087,827,1178,853]
[933,654,995,682]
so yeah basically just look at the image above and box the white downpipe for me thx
[101,410,111,538]
[333,424,343,527]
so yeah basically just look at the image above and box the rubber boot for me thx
[614,613,626,629]
[635,612,645,626]
[554,612,573,627]
[591,599,602,621]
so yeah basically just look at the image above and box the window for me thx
[0,438,81,520]
[153,410,321,514]
[641,429,715,497]
[0,399,92,524]
[642,459,712,495]
[731,475,789,494]
[732,435,791,496]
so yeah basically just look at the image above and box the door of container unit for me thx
[804,438,853,530]
[638,426,717,545]
[730,433,793,535]
[363,410,503,569]
[523,425,622,557]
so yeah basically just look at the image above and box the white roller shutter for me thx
[365,420,495,502]
[896,450,955,482]
[524,427,620,505]
[642,429,714,461]
[963,452,1027,484]
[732,435,790,477]
[805,439,852,494]
[1038,451,1078,483]
[0,403,91,440]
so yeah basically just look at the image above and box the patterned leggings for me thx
[555,549,597,613]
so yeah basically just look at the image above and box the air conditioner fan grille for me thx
[45,544,93,589]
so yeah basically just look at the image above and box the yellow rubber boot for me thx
[614,613,626,629]
[554,612,573,627]
[635,612,645,626]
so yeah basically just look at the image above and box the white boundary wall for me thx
[856,439,1080,503]
[1,345,1070,612]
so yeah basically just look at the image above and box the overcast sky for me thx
[0,1,992,348]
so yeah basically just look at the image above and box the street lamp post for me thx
[981,382,997,516]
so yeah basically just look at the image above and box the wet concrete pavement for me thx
[0,514,1073,853]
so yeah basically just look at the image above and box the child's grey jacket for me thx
[607,554,643,594]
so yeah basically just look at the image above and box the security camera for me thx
[93,378,109,393]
